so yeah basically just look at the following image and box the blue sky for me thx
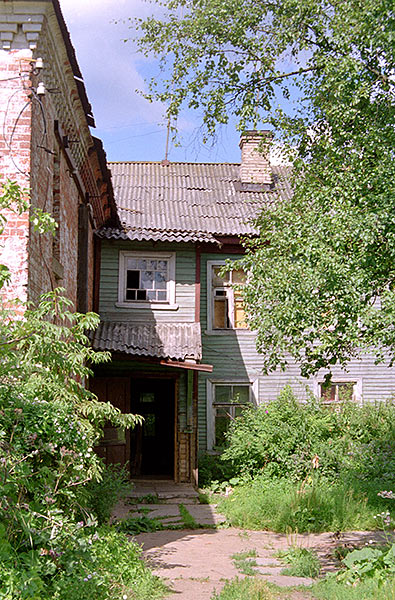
[60,0,244,163]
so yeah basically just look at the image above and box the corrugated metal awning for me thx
[91,321,202,362]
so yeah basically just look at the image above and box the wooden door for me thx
[90,377,130,470]
[130,379,175,477]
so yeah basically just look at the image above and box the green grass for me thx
[179,503,201,529]
[277,546,321,578]
[218,476,394,533]
[231,549,258,575]
[211,577,278,599]
[116,515,165,534]
[312,574,395,600]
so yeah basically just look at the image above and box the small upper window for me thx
[118,252,175,306]
[210,264,247,330]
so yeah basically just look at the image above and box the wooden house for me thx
[91,131,395,484]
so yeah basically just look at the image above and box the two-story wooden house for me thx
[91,131,395,485]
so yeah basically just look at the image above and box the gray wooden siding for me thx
[198,252,395,453]
[99,240,196,322]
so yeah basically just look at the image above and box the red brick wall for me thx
[0,6,111,313]
[0,49,32,308]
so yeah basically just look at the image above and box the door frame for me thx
[130,372,179,480]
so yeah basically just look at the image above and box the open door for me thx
[90,377,130,470]
[130,378,175,477]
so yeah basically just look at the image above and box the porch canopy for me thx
[91,321,212,372]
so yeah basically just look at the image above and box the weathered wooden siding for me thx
[198,252,395,453]
[99,240,196,322]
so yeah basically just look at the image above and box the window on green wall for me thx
[212,383,251,449]
[117,251,176,307]
[208,262,248,330]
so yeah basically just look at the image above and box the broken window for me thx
[211,265,247,329]
[118,252,175,305]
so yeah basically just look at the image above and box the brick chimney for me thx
[239,130,273,185]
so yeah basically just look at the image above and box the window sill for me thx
[115,301,179,310]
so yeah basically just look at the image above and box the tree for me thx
[135,0,395,375]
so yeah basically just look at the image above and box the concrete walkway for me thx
[112,481,391,599]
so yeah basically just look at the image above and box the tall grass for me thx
[312,575,395,600]
[219,476,394,532]
[211,577,276,600]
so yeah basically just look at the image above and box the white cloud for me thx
[59,0,166,129]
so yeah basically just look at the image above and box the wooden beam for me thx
[159,360,213,373]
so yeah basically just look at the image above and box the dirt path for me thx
[134,527,386,599]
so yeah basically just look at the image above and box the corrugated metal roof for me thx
[96,162,292,243]
[91,321,202,361]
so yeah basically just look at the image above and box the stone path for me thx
[133,527,387,599]
[112,481,389,599]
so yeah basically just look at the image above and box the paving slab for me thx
[184,504,226,526]
[133,528,393,600]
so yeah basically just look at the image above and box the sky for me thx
[59,0,244,164]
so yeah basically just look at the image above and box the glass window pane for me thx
[232,386,250,403]
[213,266,229,287]
[143,414,155,437]
[140,392,155,403]
[157,290,167,301]
[126,289,136,300]
[214,298,229,328]
[148,260,157,270]
[136,289,147,300]
[154,271,167,289]
[215,411,230,448]
[127,270,139,289]
[141,270,154,289]
[215,385,232,403]
[232,269,246,284]
[147,290,156,300]
[138,259,147,269]
[127,258,137,269]
[157,260,168,271]
[321,384,336,402]
[234,297,247,329]
[337,383,355,402]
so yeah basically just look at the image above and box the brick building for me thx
[0,0,116,311]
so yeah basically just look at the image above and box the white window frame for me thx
[206,260,250,333]
[206,379,258,451]
[314,378,362,405]
[117,251,177,309]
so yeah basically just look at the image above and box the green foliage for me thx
[313,574,395,600]
[222,387,395,483]
[277,546,321,578]
[218,477,392,533]
[134,0,395,373]
[117,515,165,535]
[83,463,132,525]
[0,290,145,599]
[337,542,395,585]
[198,453,236,487]
[231,549,258,576]
[0,525,167,600]
[211,577,276,600]
[178,503,201,529]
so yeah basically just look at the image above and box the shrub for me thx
[83,463,132,525]
[221,387,395,483]
[198,452,235,487]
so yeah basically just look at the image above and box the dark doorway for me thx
[130,378,175,477]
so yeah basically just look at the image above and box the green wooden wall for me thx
[99,240,196,323]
